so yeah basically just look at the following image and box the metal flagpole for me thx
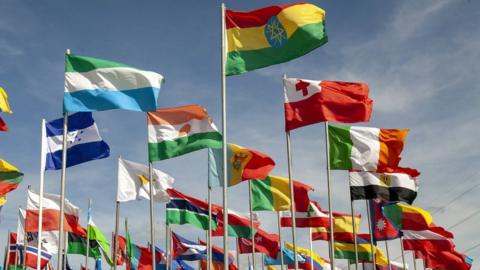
[365,201,376,266]
[148,162,156,269]
[324,122,335,269]
[37,119,46,270]
[23,189,30,270]
[282,74,299,270]
[236,239,240,269]
[57,48,70,270]
[349,197,359,269]
[248,181,256,270]
[399,237,406,270]
[220,4,229,270]
[348,261,351,270]
[113,201,120,270]
[4,230,10,270]
[261,254,264,270]
[165,224,170,270]
[207,186,212,270]
[64,232,69,270]
[14,222,18,270]
[309,228,314,270]
[85,199,92,270]
[412,252,417,270]
[276,212,284,270]
[168,228,173,270]
[384,240,392,270]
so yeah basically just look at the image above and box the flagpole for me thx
[36,119,46,270]
[148,162,156,269]
[365,201,376,266]
[236,239,240,269]
[207,186,212,270]
[324,122,335,269]
[248,181,256,270]
[14,223,18,270]
[261,253,264,270]
[64,232,69,270]
[399,237,406,270]
[309,228,313,270]
[384,240,392,270]
[282,74,298,270]
[57,48,70,270]
[113,201,120,270]
[220,3,229,270]
[165,224,170,270]
[349,197,358,269]
[4,230,10,270]
[412,252,417,270]
[85,199,92,270]
[276,212,284,270]
[23,188,30,270]
[168,227,173,270]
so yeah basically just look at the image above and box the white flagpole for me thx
[148,162,156,270]
[236,239,240,269]
[248,181,256,270]
[85,199,92,270]
[113,201,120,270]
[165,223,169,270]
[57,48,70,270]
[399,237,406,270]
[324,122,335,269]
[309,228,314,270]
[276,212,284,270]
[349,198,358,269]
[384,240,392,270]
[365,201,376,265]
[5,230,10,270]
[282,74,298,270]
[207,186,212,270]
[220,4,229,270]
[412,252,418,270]
[36,119,46,270]
[168,228,173,270]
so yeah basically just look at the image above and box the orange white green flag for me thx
[328,125,408,172]
[147,105,222,161]
[225,3,327,76]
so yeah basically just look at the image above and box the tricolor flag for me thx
[329,125,408,172]
[281,202,330,228]
[250,175,313,212]
[44,112,110,170]
[25,189,86,236]
[64,54,164,112]
[171,232,206,261]
[284,78,372,131]
[382,202,433,231]
[225,3,327,76]
[212,209,259,238]
[166,188,217,231]
[0,159,23,197]
[117,158,174,203]
[350,169,419,204]
[208,144,275,187]
[334,235,373,262]
[147,105,222,161]
[237,228,280,258]
[311,212,361,242]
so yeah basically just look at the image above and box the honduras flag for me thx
[44,112,110,170]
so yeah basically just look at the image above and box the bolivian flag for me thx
[225,3,328,75]
[0,159,23,196]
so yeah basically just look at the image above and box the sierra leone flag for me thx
[44,112,110,170]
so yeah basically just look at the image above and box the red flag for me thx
[402,226,455,253]
[284,78,373,131]
[281,202,330,228]
[369,199,401,241]
[418,249,472,270]
[237,228,279,258]
[115,235,127,265]
[7,232,17,266]
[0,116,8,132]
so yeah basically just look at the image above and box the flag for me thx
[311,211,361,242]
[117,158,174,202]
[284,242,329,270]
[67,233,102,259]
[402,226,455,253]
[115,235,127,266]
[284,78,372,131]
[281,202,330,228]
[212,209,258,238]
[225,3,327,76]
[264,247,306,266]
[208,144,275,187]
[328,125,408,171]
[382,202,433,231]
[147,105,222,161]
[156,246,193,270]
[369,199,401,241]
[0,87,12,113]
[250,175,313,212]
[199,240,237,270]
[171,232,206,261]
[26,189,86,235]
[64,54,164,112]
[45,112,110,170]
[125,238,162,270]
[166,189,217,231]
[350,169,419,204]
[88,220,114,265]
[7,232,18,266]
[334,235,373,261]
[0,159,23,196]
[237,228,280,258]
[419,249,472,270]
[0,117,7,132]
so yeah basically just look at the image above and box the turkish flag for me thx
[237,228,279,258]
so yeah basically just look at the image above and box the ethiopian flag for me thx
[225,3,327,75]
[0,159,23,196]
[250,175,312,212]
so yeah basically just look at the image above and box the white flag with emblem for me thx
[116,158,174,202]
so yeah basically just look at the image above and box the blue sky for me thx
[0,0,479,269]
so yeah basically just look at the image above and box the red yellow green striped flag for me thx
[225,3,327,75]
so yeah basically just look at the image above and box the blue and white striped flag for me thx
[44,112,110,170]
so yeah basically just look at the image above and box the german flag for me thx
[226,3,327,75]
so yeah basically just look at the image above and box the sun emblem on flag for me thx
[264,16,287,48]
[376,218,386,232]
